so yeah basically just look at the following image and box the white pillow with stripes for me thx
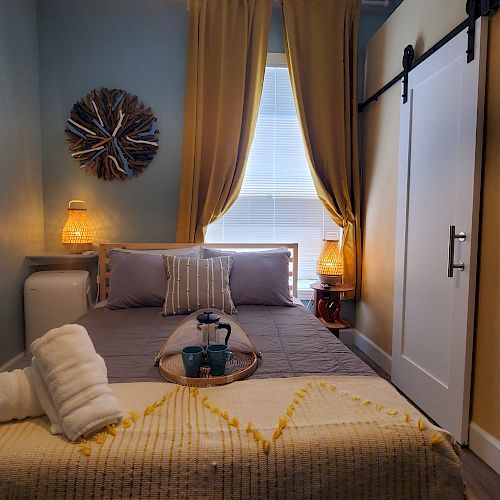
[162,255,236,316]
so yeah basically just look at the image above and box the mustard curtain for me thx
[282,0,362,298]
[176,0,272,243]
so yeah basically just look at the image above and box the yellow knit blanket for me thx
[0,376,463,499]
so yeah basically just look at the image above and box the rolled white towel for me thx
[0,367,44,422]
[31,324,122,441]
[30,358,62,435]
[31,355,108,436]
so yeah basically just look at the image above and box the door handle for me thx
[447,225,466,278]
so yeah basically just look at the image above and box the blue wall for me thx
[38,0,189,250]
[39,0,285,251]
[0,0,44,365]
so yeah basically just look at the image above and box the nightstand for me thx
[310,282,354,337]
[26,251,98,267]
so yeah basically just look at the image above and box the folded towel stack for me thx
[0,324,122,441]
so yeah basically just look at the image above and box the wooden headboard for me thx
[98,243,299,301]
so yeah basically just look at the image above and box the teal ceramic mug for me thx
[207,344,233,376]
[181,346,204,378]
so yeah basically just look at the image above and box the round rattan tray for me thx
[159,352,258,386]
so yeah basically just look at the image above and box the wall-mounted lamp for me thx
[61,200,93,254]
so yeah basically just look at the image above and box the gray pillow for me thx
[202,248,293,306]
[106,246,202,309]
[107,251,166,309]
[163,255,236,316]
[110,246,202,258]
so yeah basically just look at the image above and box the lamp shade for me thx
[316,238,343,285]
[61,200,93,254]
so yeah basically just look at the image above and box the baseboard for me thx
[340,329,392,376]
[0,351,26,372]
[469,422,500,474]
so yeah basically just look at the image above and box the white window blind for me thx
[206,61,341,296]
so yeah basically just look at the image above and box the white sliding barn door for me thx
[392,18,487,444]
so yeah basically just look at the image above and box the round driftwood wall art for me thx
[65,88,159,180]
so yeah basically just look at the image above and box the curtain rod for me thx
[359,0,499,112]
[188,0,390,8]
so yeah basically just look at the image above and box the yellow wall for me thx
[357,0,464,354]
[359,0,500,440]
[471,15,500,438]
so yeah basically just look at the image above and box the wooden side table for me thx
[310,282,354,337]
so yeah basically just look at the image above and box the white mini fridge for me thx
[24,270,90,352]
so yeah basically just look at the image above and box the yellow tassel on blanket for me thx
[253,430,263,442]
[95,433,107,445]
[246,422,254,433]
[78,441,91,456]
[363,400,372,406]
[272,428,283,441]
[404,412,411,423]
[144,405,155,416]
[278,416,288,429]
[129,411,139,424]
[262,440,270,454]
[418,418,427,431]
[430,432,444,446]
[121,418,131,429]
[106,425,117,436]
[228,418,239,428]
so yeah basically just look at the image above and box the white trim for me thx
[339,329,392,376]
[266,52,287,67]
[0,351,26,372]
[469,422,500,474]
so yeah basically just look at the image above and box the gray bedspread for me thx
[75,304,374,382]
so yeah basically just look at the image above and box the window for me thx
[206,54,340,298]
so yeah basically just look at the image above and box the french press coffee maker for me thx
[196,310,232,347]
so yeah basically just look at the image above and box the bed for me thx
[0,243,464,499]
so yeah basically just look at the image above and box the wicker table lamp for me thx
[61,200,93,254]
[316,238,343,285]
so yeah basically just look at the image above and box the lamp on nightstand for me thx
[316,238,343,285]
[61,200,94,254]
